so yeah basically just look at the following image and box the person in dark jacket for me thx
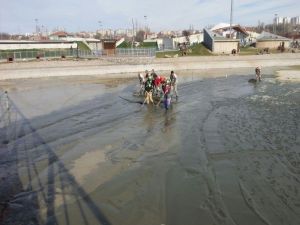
[144,76,154,105]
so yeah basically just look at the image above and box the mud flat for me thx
[276,70,300,82]
[0,67,300,225]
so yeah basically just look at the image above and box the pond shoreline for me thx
[0,53,300,80]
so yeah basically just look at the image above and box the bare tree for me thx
[94,33,102,40]
[0,33,10,40]
[182,30,190,43]
[135,30,145,42]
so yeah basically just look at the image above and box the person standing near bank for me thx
[255,66,262,81]
[170,71,178,99]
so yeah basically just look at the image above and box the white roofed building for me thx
[211,23,249,46]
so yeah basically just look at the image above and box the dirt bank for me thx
[1,53,300,80]
[276,70,300,82]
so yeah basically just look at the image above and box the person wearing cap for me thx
[153,73,165,97]
[170,71,178,98]
[255,66,262,81]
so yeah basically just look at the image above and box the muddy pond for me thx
[0,68,299,225]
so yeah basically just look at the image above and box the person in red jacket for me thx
[156,78,172,109]
[152,73,163,96]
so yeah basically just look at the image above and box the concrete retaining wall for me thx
[256,40,290,49]
[214,41,239,54]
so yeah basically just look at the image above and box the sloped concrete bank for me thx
[0,53,300,80]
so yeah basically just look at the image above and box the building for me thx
[291,16,300,25]
[274,17,284,25]
[244,27,260,44]
[274,16,298,25]
[60,37,101,51]
[283,17,291,24]
[101,39,117,55]
[143,32,203,50]
[203,29,239,54]
[0,40,77,51]
[173,33,203,47]
[255,31,291,49]
[210,23,249,45]
[49,31,73,40]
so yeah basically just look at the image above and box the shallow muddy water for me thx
[0,72,299,225]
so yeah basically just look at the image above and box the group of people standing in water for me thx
[136,66,261,109]
[138,69,178,109]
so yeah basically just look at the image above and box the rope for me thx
[119,96,143,104]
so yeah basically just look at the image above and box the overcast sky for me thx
[1,0,299,34]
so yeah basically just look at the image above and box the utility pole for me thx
[98,20,102,38]
[229,0,233,38]
[35,18,39,35]
[132,18,135,48]
[98,21,102,30]
[274,14,278,34]
[144,15,147,39]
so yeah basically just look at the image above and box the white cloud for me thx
[1,0,299,33]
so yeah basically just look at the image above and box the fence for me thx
[0,48,156,62]
[116,48,156,57]
[0,49,76,61]
[75,48,156,58]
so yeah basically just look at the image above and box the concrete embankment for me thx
[1,53,300,80]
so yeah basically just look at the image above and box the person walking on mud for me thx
[255,66,262,81]
[156,78,172,110]
[144,76,154,105]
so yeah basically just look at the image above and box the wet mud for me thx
[0,71,299,225]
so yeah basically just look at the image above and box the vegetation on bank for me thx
[117,41,132,48]
[117,41,158,49]
[239,46,259,55]
[239,46,295,55]
[290,65,300,70]
[188,43,212,56]
[156,43,212,58]
[139,42,158,48]
[75,41,90,51]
